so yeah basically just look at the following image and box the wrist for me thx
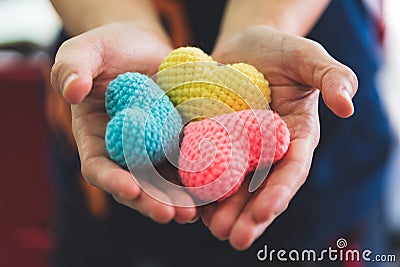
[83,6,166,36]
[218,0,330,41]
[52,0,169,41]
[213,25,275,58]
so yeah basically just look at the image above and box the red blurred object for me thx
[0,51,53,267]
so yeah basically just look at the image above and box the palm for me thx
[200,25,357,250]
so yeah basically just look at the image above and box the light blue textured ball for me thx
[105,72,182,169]
[105,72,164,117]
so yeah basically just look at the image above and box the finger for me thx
[213,27,357,118]
[283,37,358,118]
[317,63,357,118]
[51,35,103,104]
[85,158,176,224]
[71,106,143,201]
[228,137,316,250]
[82,154,142,199]
[229,211,273,251]
[149,162,198,223]
[76,124,177,223]
[175,207,198,224]
[166,188,198,224]
[83,154,177,224]
[112,181,176,224]
[200,204,218,227]
[252,137,315,223]
[208,179,252,240]
[71,101,178,224]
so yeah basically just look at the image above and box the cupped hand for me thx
[51,22,198,224]
[201,25,358,250]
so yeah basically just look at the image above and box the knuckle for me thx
[50,38,78,93]
[80,158,98,187]
[304,38,325,53]
[112,194,122,204]
[50,61,65,93]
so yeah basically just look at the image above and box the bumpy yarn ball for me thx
[158,47,213,71]
[106,72,163,117]
[157,47,271,121]
[179,109,290,201]
[105,72,182,169]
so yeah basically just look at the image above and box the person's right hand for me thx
[51,22,198,224]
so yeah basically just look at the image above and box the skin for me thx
[50,0,358,250]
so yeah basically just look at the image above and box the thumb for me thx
[317,63,358,118]
[286,39,358,118]
[51,35,103,104]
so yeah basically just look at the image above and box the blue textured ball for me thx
[105,72,164,117]
[105,72,182,169]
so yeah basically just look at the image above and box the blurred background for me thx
[0,0,398,266]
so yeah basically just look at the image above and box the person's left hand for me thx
[201,25,358,250]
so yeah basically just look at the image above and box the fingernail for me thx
[148,212,155,221]
[189,216,199,224]
[62,73,79,96]
[340,87,355,116]
[254,224,266,237]
[340,88,352,102]
[201,217,210,227]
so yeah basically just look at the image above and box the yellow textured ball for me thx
[229,63,271,103]
[157,47,271,121]
[158,47,213,71]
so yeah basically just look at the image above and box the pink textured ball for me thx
[179,109,290,202]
